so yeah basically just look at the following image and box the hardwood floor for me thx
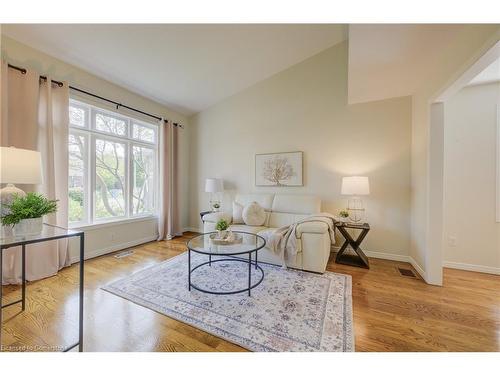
[1,232,499,352]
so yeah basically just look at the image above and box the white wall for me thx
[189,41,412,259]
[443,82,500,274]
[0,35,191,261]
[409,26,500,284]
[348,25,473,105]
[343,23,500,282]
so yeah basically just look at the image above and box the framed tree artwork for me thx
[255,151,303,186]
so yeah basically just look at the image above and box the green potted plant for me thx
[338,209,349,222]
[215,218,229,239]
[1,193,58,236]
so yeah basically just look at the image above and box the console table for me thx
[0,224,84,352]
[335,222,370,269]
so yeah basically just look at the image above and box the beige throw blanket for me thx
[260,213,337,267]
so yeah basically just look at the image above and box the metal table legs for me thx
[0,233,84,352]
[248,252,252,296]
[0,245,26,311]
[188,251,264,296]
[63,233,84,352]
[0,245,26,351]
[0,247,2,351]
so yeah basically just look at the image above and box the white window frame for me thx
[92,134,129,223]
[69,101,90,128]
[132,121,157,144]
[69,98,159,228]
[92,107,130,138]
[68,129,90,227]
[130,143,157,216]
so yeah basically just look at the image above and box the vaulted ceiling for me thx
[2,24,347,115]
[468,57,500,86]
[347,24,475,104]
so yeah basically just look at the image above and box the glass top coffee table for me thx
[186,231,266,296]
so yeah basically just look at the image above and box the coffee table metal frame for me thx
[187,231,266,296]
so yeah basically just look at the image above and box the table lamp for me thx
[341,176,370,223]
[204,178,223,212]
[0,146,43,216]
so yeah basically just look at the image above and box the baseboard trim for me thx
[331,246,411,263]
[443,261,500,275]
[184,226,202,233]
[363,250,410,263]
[331,246,428,280]
[70,235,158,264]
[408,257,427,280]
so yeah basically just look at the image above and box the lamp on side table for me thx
[204,178,223,212]
[0,147,43,238]
[341,176,370,223]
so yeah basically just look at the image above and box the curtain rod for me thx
[7,63,183,128]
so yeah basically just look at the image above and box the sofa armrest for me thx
[202,212,232,224]
[296,221,329,236]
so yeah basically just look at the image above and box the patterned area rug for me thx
[102,252,354,351]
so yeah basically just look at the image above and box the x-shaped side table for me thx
[335,222,370,269]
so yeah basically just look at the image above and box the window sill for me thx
[70,215,157,231]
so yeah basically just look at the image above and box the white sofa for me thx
[202,193,332,273]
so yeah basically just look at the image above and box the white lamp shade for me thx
[341,176,370,196]
[205,178,223,193]
[0,147,43,185]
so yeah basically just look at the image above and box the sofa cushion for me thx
[232,201,244,224]
[235,193,274,211]
[268,212,295,228]
[268,212,309,228]
[230,224,267,235]
[271,194,321,214]
[242,202,266,226]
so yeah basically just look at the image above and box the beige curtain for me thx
[158,120,182,240]
[1,61,71,284]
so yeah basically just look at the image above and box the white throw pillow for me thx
[232,201,244,224]
[242,202,266,226]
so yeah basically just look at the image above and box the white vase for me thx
[217,230,227,239]
[13,217,43,236]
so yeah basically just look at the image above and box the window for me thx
[68,99,158,227]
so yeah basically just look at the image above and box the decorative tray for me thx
[209,232,243,246]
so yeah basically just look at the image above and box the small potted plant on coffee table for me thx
[1,193,58,236]
[215,218,229,239]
